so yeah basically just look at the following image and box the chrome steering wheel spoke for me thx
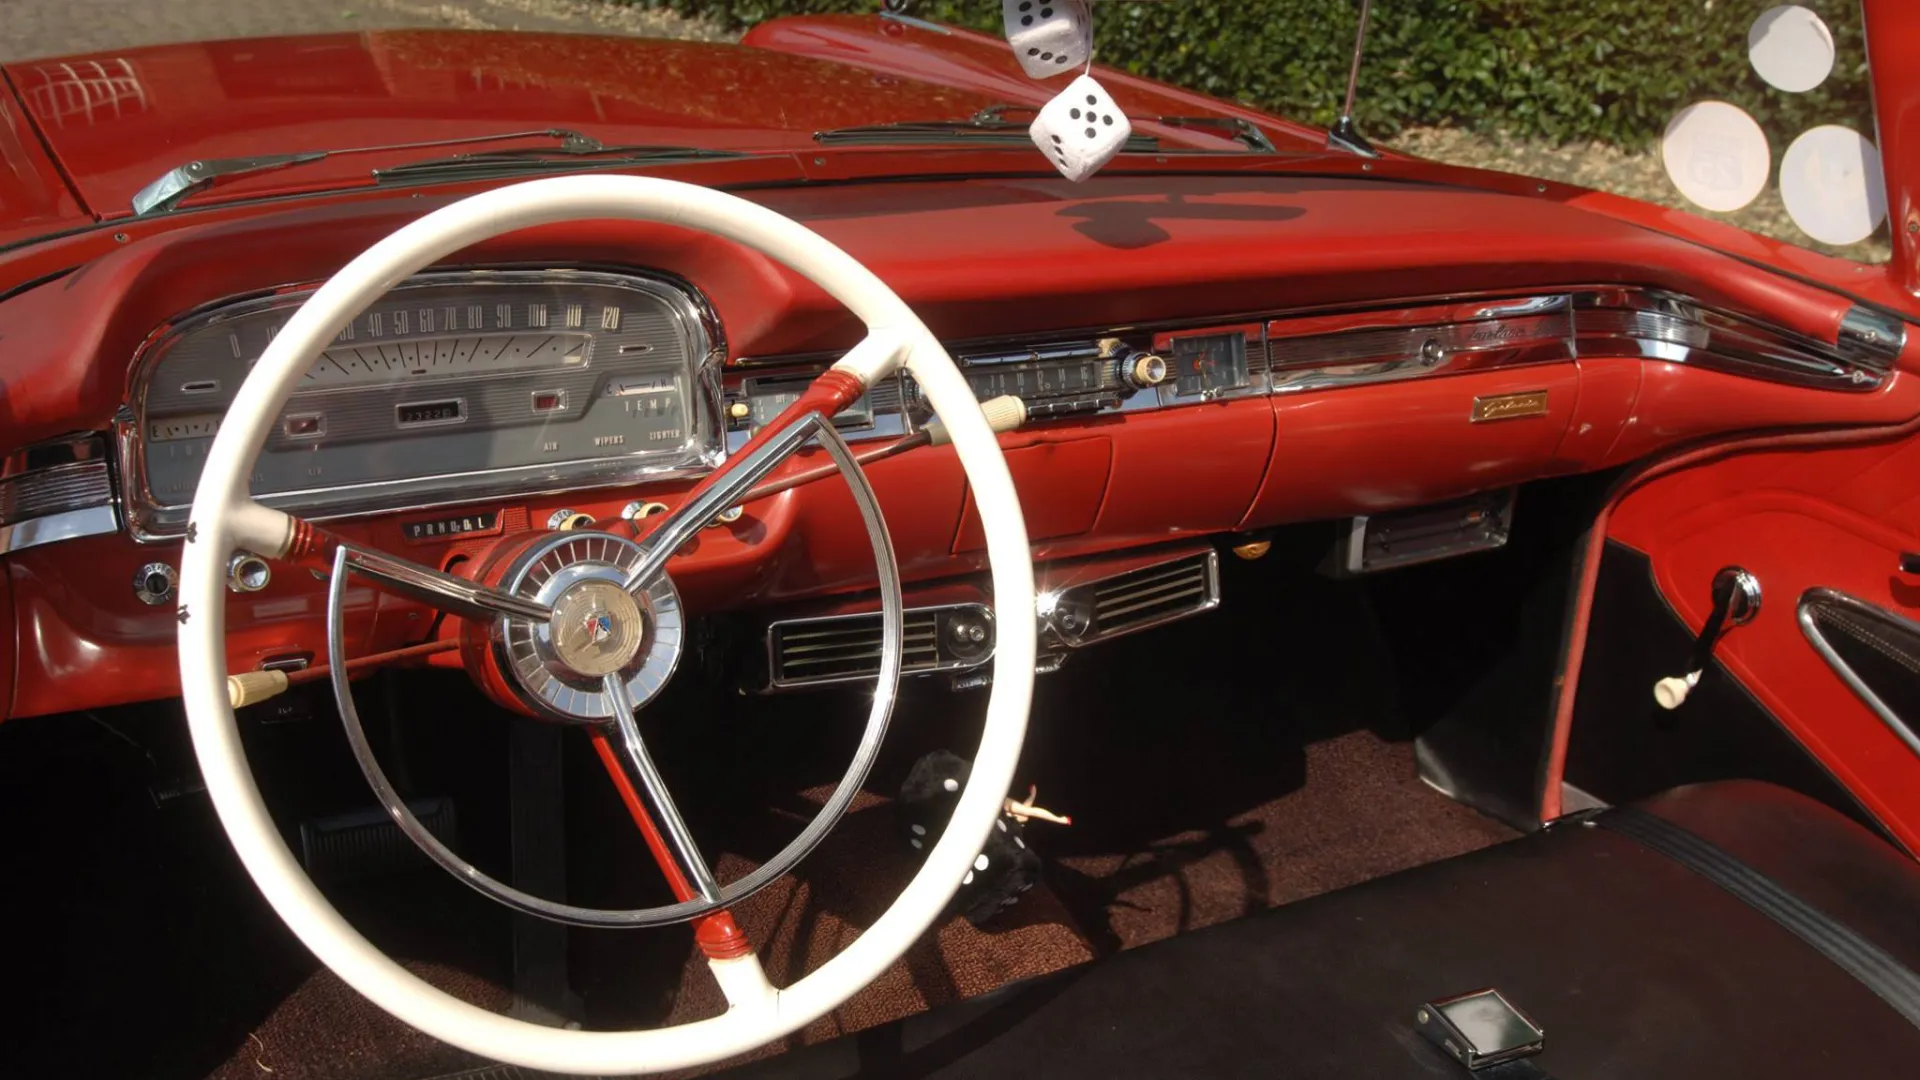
[603,673,720,903]
[338,541,554,623]
[622,410,834,595]
[321,414,906,928]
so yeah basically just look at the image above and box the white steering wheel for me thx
[175,175,1036,1076]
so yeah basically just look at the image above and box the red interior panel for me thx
[1244,365,1580,528]
[1609,431,1920,850]
[953,437,1113,554]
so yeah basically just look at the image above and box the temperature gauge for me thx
[1170,333,1251,398]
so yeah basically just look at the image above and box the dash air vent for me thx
[1040,550,1221,648]
[767,603,995,690]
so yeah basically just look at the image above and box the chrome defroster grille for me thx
[767,603,994,689]
[1086,552,1219,638]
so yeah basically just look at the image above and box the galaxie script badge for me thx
[1470,391,1551,423]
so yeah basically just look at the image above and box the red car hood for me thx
[1,22,1305,225]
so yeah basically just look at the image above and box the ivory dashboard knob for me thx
[1653,672,1700,710]
[227,669,291,708]
[1126,352,1169,388]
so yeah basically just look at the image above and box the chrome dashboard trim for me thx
[1836,305,1907,371]
[117,267,727,542]
[0,434,119,553]
[736,287,1879,437]
[1571,289,1879,391]
[1267,295,1574,394]
[0,505,119,554]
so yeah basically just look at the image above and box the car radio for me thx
[939,337,1169,420]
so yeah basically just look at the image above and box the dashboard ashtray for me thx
[1415,988,1544,1071]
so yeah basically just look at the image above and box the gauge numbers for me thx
[149,413,223,442]
[304,331,591,387]
[965,358,1103,400]
[129,270,722,534]
[746,377,873,431]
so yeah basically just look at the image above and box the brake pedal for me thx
[298,797,458,883]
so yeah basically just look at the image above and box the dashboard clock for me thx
[1169,332,1252,399]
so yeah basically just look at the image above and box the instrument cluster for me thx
[121,269,725,538]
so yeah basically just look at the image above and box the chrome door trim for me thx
[1798,587,1920,759]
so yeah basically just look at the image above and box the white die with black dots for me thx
[1002,0,1091,79]
[1028,74,1133,182]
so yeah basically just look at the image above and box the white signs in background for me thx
[1661,101,1771,213]
[1779,125,1887,246]
[1747,6,1835,94]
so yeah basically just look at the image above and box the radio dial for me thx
[1126,352,1170,389]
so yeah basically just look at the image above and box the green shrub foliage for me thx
[640,1,1871,146]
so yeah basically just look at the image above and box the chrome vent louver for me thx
[1041,550,1221,648]
[1089,554,1217,636]
[0,435,118,554]
[767,603,994,689]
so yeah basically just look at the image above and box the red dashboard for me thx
[4,170,1918,719]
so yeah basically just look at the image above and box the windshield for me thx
[0,1,1887,262]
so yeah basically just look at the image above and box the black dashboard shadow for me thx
[1058,192,1307,249]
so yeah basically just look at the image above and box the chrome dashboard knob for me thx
[227,552,272,593]
[619,501,670,522]
[134,561,178,606]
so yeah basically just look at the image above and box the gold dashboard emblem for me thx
[1471,391,1550,423]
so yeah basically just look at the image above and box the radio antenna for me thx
[1327,0,1378,157]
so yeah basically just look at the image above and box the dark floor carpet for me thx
[0,548,1517,1080]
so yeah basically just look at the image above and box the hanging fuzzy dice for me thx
[1029,74,1133,182]
[1002,0,1091,79]
[897,750,1041,927]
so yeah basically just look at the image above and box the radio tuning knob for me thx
[726,401,752,421]
[1126,352,1169,389]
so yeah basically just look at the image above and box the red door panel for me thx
[1610,431,1920,850]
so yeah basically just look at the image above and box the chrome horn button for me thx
[494,532,683,724]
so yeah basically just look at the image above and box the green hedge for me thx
[636,1,1872,147]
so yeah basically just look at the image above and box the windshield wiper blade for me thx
[975,103,1280,152]
[1153,116,1278,153]
[818,104,1272,154]
[815,111,1158,152]
[372,144,748,182]
[129,129,605,216]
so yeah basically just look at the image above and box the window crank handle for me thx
[1654,566,1761,710]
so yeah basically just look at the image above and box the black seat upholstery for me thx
[719,781,1920,1079]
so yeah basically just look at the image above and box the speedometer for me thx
[122,269,724,537]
